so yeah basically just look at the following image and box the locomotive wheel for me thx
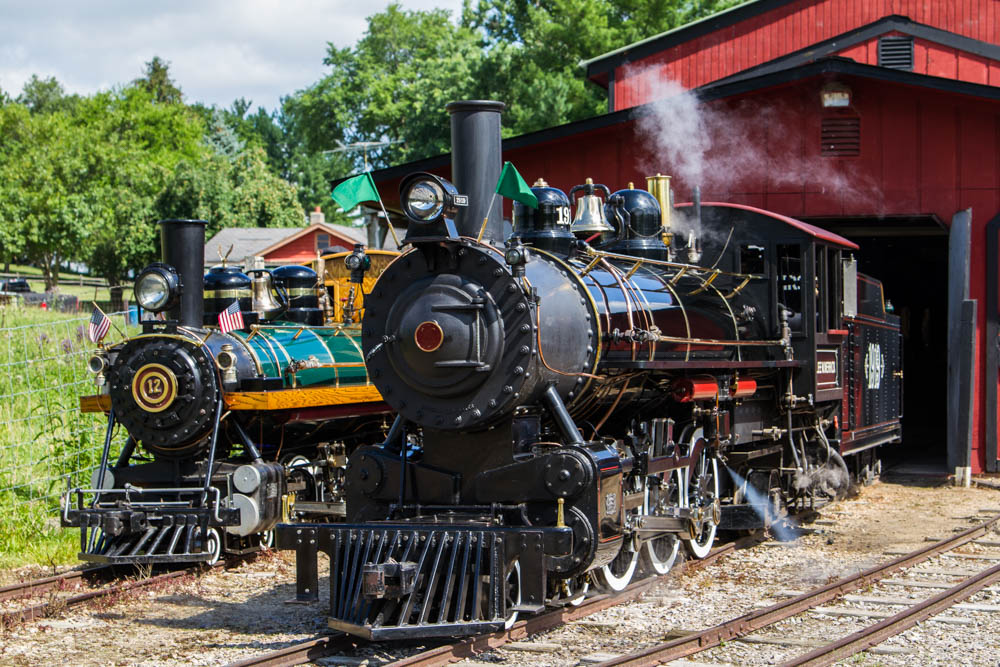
[202,527,222,566]
[504,561,522,629]
[259,529,275,549]
[592,543,639,592]
[684,452,719,559]
[641,475,680,575]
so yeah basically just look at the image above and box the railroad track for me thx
[0,557,252,630]
[223,534,760,667]
[591,511,1000,666]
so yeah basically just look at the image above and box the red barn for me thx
[204,221,366,268]
[370,0,1000,475]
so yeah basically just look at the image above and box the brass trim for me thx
[414,320,444,353]
[204,288,251,298]
[131,363,178,413]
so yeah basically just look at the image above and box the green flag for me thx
[331,172,381,211]
[495,162,538,208]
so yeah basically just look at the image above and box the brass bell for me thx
[249,270,287,321]
[570,178,614,237]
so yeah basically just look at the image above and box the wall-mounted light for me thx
[821,82,852,108]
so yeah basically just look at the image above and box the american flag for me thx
[87,308,111,344]
[218,300,244,334]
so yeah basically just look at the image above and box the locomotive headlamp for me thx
[399,172,466,224]
[504,237,527,280]
[134,263,181,313]
[504,247,523,266]
[345,243,371,284]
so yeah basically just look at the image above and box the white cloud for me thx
[0,0,464,111]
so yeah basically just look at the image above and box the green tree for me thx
[133,56,184,104]
[284,4,482,170]
[156,147,303,239]
[281,0,741,172]
[0,109,90,288]
[75,86,206,286]
[16,75,79,114]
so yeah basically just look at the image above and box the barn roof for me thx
[204,222,366,265]
[580,0,797,85]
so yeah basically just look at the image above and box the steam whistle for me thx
[569,178,613,240]
[686,230,702,264]
[645,173,673,248]
[688,185,703,264]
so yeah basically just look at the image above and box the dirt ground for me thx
[1,474,999,666]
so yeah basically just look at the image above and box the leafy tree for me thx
[280,0,742,173]
[0,109,90,288]
[16,75,79,114]
[133,56,184,104]
[284,4,482,170]
[155,146,303,239]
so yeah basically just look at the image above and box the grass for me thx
[0,303,138,569]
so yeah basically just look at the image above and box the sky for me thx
[0,0,465,113]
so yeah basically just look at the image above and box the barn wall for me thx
[264,230,357,264]
[613,0,999,109]
[501,77,1000,471]
[836,33,1000,85]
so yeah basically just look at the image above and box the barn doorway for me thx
[805,216,949,467]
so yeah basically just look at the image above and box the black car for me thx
[0,278,31,293]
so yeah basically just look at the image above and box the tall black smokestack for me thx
[446,100,504,243]
[159,219,207,327]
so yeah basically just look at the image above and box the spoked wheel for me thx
[552,574,590,607]
[202,527,222,566]
[641,473,680,575]
[683,446,720,559]
[259,528,275,549]
[504,561,522,629]
[592,542,639,592]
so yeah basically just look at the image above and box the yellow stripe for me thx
[80,394,111,413]
[225,385,384,411]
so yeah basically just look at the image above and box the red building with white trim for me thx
[371,0,1000,474]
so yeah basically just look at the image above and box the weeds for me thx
[0,305,137,568]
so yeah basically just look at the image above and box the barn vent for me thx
[878,36,914,70]
[821,117,860,157]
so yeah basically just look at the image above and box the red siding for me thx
[613,0,1000,109]
[264,230,357,264]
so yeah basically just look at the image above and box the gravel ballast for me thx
[2,476,999,666]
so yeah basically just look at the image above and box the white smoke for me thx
[629,65,881,210]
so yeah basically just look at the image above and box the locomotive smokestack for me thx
[446,100,505,242]
[159,219,207,327]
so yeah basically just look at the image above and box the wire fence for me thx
[0,308,133,524]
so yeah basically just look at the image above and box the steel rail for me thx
[223,635,363,667]
[0,568,105,603]
[593,513,1000,667]
[0,568,191,628]
[0,555,253,629]
[782,560,1000,666]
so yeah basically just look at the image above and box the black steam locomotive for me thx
[276,101,901,639]
[62,221,392,565]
